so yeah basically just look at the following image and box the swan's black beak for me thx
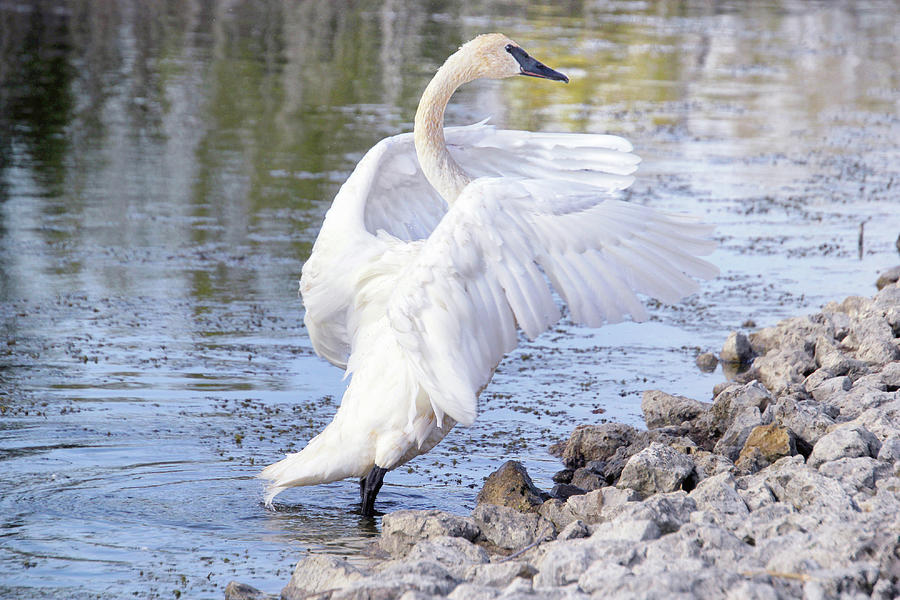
[506,44,569,83]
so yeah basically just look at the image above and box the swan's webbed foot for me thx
[359,466,388,517]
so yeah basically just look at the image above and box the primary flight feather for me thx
[259,33,718,516]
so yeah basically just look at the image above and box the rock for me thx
[549,483,586,500]
[557,520,590,541]
[616,442,695,495]
[735,475,777,511]
[550,468,574,484]
[709,381,771,434]
[845,313,900,365]
[714,405,764,461]
[563,489,604,524]
[472,503,554,550]
[757,455,857,515]
[464,561,537,587]
[380,510,480,557]
[559,423,637,469]
[538,498,577,530]
[641,390,709,429]
[404,536,489,579]
[807,425,881,468]
[849,398,900,440]
[576,560,632,594]
[876,265,900,290]
[447,583,499,600]
[721,331,753,364]
[764,395,835,449]
[752,348,816,395]
[692,451,735,480]
[225,582,274,600]
[876,437,900,463]
[814,335,867,377]
[569,468,604,491]
[688,472,749,528]
[735,424,797,471]
[281,554,366,599]
[602,491,697,535]
[344,560,458,599]
[476,460,546,513]
[805,372,852,403]
[590,518,661,542]
[641,522,757,573]
[532,539,598,588]
[817,456,891,496]
[696,352,719,372]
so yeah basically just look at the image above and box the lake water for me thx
[1,1,898,597]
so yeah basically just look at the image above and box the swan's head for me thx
[462,33,569,83]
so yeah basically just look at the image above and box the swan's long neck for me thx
[414,51,475,204]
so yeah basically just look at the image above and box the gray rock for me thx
[641,522,757,573]
[691,451,735,481]
[538,498,577,531]
[224,581,275,600]
[828,384,898,419]
[464,561,536,588]
[765,395,836,448]
[380,510,480,557]
[576,560,632,594]
[721,331,753,364]
[846,398,900,443]
[817,456,891,496]
[447,583,499,600]
[710,381,772,433]
[757,455,857,515]
[562,490,603,524]
[559,423,638,469]
[641,390,709,429]
[532,539,597,588]
[281,554,367,599]
[752,348,815,396]
[845,314,900,365]
[806,373,852,403]
[557,519,590,541]
[688,472,750,528]
[590,518,661,542]
[814,335,866,376]
[735,475,777,512]
[808,425,881,468]
[878,361,900,388]
[876,436,900,463]
[603,491,697,535]
[404,536,489,579]
[714,405,764,461]
[616,442,695,495]
[476,461,546,513]
[725,581,780,600]
[696,352,719,372]
[568,468,603,492]
[340,560,457,599]
[472,503,554,550]
[576,568,744,599]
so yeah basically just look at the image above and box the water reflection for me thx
[1,0,899,598]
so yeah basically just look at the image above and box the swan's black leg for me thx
[360,466,388,517]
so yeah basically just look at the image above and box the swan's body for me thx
[259,34,718,514]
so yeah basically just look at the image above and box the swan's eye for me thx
[505,44,514,53]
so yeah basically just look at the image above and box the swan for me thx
[259,33,718,516]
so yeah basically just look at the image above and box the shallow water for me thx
[1,0,898,597]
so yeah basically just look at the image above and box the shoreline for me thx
[230,280,900,600]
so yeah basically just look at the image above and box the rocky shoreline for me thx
[229,281,900,600]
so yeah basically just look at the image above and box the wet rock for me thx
[641,390,709,429]
[225,581,275,600]
[688,472,749,528]
[464,561,536,588]
[404,536,489,579]
[720,331,753,364]
[696,352,718,372]
[476,460,546,513]
[559,423,637,469]
[550,468,574,484]
[380,510,480,557]
[281,554,367,599]
[549,483,585,500]
[876,265,900,290]
[807,424,881,468]
[735,424,797,472]
[616,442,695,495]
[472,503,554,551]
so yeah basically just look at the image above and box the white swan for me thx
[259,34,718,515]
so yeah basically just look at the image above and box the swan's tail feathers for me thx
[257,427,366,507]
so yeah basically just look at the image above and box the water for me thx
[1,0,898,597]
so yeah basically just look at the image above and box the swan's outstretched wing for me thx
[387,177,718,427]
